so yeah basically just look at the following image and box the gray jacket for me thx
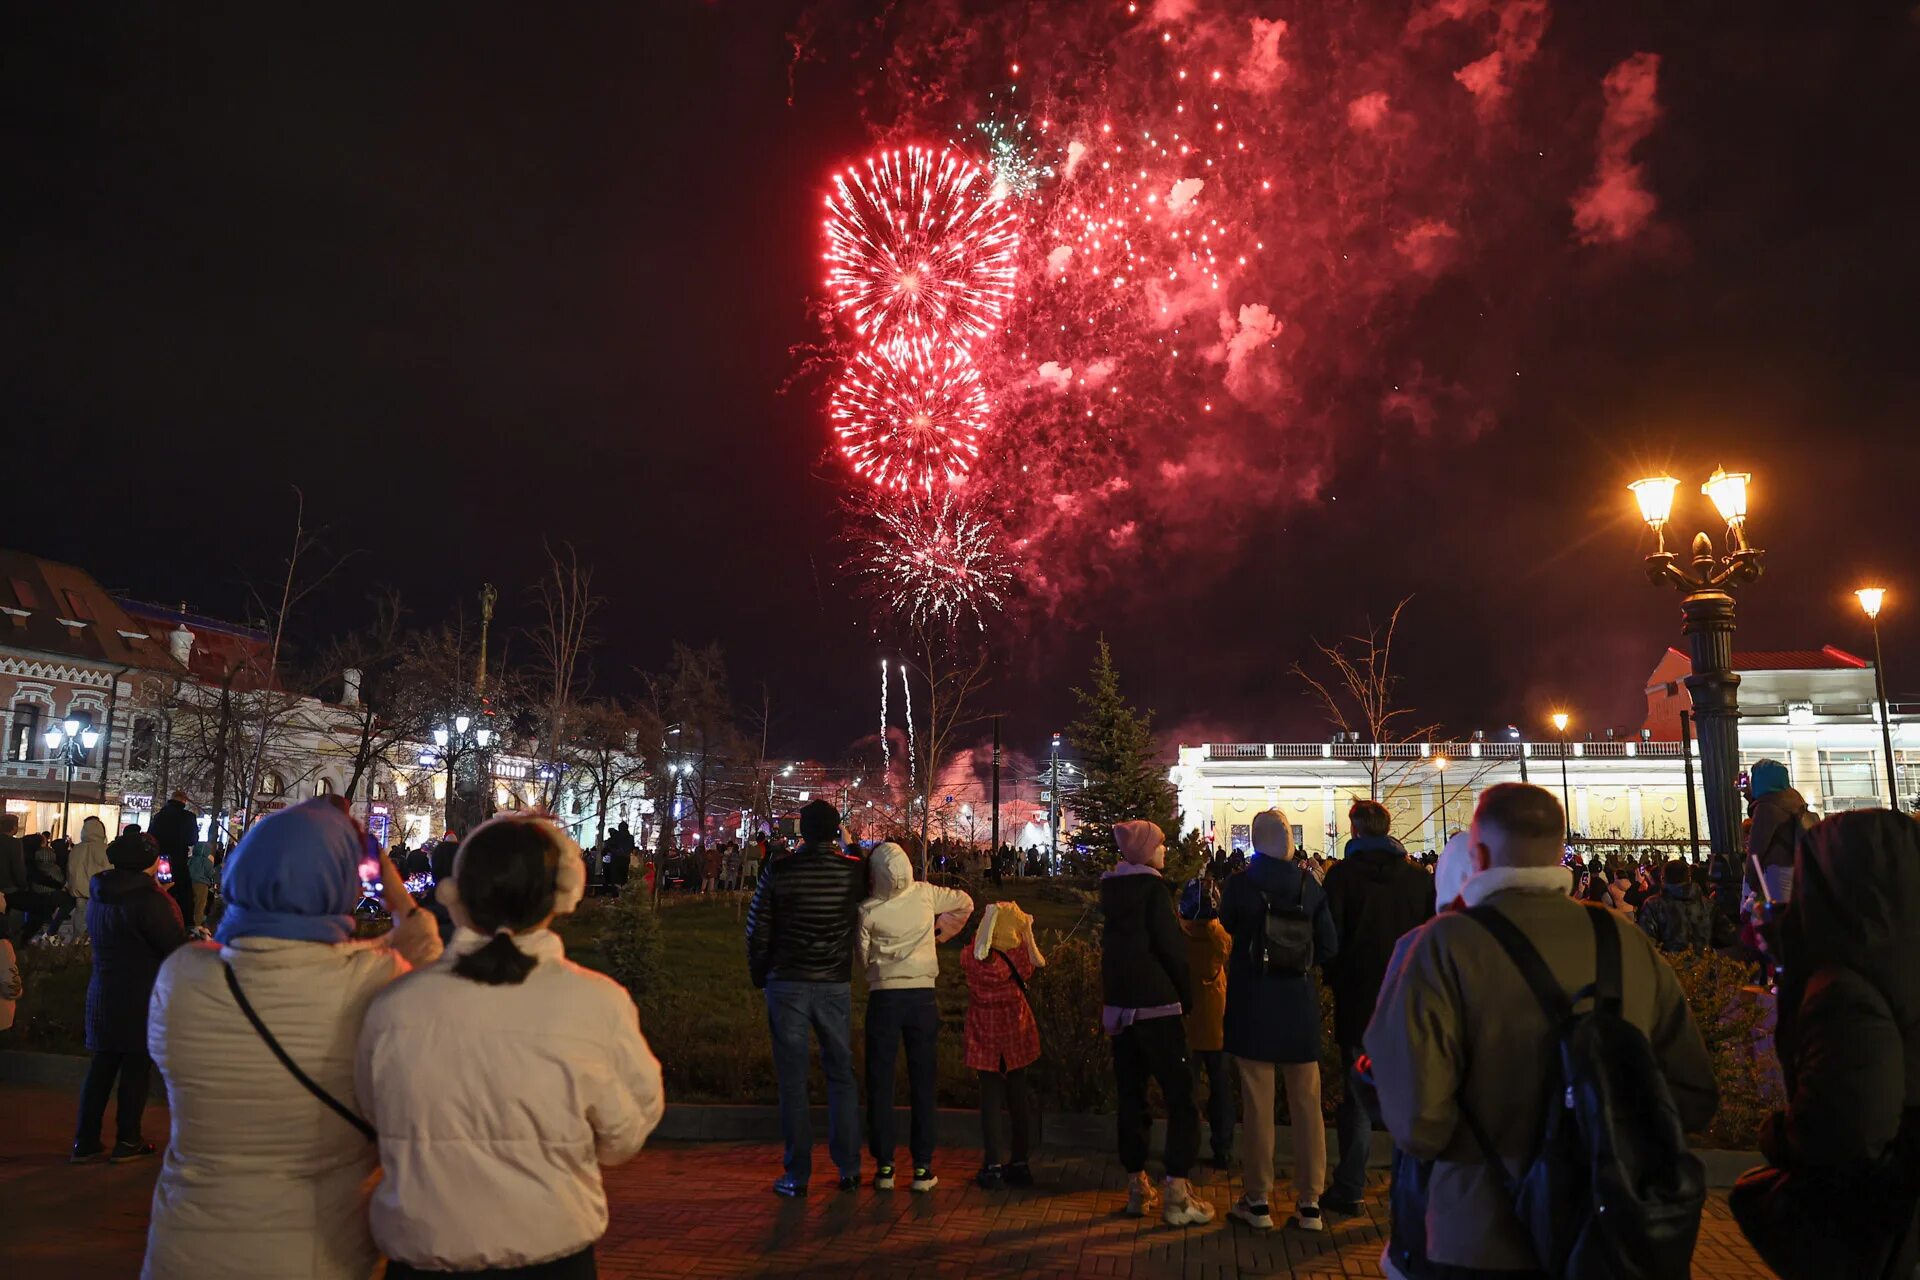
[1365,866,1718,1271]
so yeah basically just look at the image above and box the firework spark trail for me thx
[879,658,891,777]
[825,145,1020,355]
[900,661,916,790]
[857,491,1013,630]
[829,343,990,492]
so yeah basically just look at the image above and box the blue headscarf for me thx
[1749,759,1792,799]
[216,798,364,945]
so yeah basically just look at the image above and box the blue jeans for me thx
[864,987,940,1169]
[1330,1043,1370,1202]
[765,980,860,1184]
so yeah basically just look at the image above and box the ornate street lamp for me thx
[1856,587,1901,811]
[43,716,102,842]
[422,716,493,832]
[1631,468,1765,857]
[1550,712,1572,837]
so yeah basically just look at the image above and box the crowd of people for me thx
[0,758,1912,1279]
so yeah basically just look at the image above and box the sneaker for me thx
[1000,1161,1032,1188]
[1123,1171,1158,1218]
[1162,1178,1216,1227]
[910,1167,938,1193]
[836,1174,861,1192]
[108,1140,156,1164]
[1286,1204,1325,1232]
[976,1164,1005,1190]
[772,1176,807,1198]
[1320,1192,1364,1218]
[1228,1197,1274,1231]
[874,1165,895,1191]
[69,1143,107,1164]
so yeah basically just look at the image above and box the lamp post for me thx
[1550,712,1572,837]
[1630,469,1765,857]
[43,717,102,841]
[1505,725,1530,783]
[1857,588,1901,812]
[1047,732,1062,865]
[423,714,493,833]
[1433,754,1452,841]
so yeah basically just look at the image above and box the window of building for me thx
[262,771,286,798]
[8,578,38,609]
[1818,750,1880,810]
[62,589,94,622]
[8,704,40,762]
[314,776,335,796]
[129,718,158,770]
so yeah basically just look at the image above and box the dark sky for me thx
[4,3,1917,760]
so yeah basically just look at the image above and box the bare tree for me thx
[316,592,438,802]
[566,700,656,849]
[902,635,993,876]
[527,541,601,792]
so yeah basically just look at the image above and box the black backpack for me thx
[1255,869,1314,978]
[1461,904,1706,1280]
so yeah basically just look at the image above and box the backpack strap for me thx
[222,962,376,1142]
[1464,906,1573,1026]
[1586,903,1624,1015]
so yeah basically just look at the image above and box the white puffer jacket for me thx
[143,910,443,1280]
[857,842,974,991]
[67,816,110,899]
[357,926,665,1271]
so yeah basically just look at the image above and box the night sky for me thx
[4,3,1917,761]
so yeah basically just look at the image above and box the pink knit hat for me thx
[1113,820,1166,867]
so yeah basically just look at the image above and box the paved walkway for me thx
[1,1085,1772,1278]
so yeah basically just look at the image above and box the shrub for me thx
[0,940,93,1054]
[1025,936,1113,1113]
[1669,949,1783,1149]
[598,890,663,1004]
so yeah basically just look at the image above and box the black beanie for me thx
[107,831,160,872]
[799,799,841,842]
[1662,859,1691,887]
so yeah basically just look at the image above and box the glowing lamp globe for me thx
[1857,587,1886,621]
[44,726,64,749]
[1701,469,1751,524]
[1628,475,1679,527]
[1551,712,1570,734]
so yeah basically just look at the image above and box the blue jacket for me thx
[1220,855,1339,1064]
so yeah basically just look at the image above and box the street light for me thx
[1505,724,1530,784]
[1550,712,1573,838]
[423,717,494,832]
[1857,587,1901,811]
[1631,466,1765,858]
[1432,754,1452,838]
[43,717,102,841]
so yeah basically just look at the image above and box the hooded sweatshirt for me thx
[67,816,111,899]
[857,842,973,990]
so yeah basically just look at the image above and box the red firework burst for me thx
[824,145,1020,353]
[829,344,989,493]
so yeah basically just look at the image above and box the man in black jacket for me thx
[1319,800,1434,1217]
[745,798,867,1197]
[148,792,199,928]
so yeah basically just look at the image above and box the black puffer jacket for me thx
[1321,836,1434,1047]
[149,799,198,860]
[745,839,866,987]
[85,868,186,1053]
[1099,869,1191,1011]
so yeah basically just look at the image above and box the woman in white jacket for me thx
[358,812,664,1277]
[856,840,972,1191]
[61,815,111,940]
[143,797,443,1280]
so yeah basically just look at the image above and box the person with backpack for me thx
[1319,800,1433,1217]
[1367,782,1717,1278]
[1637,858,1718,954]
[143,797,443,1279]
[962,900,1045,1189]
[857,840,973,1191]
[1101,819,1213,1226]
[1219,809,1339,1233]
[359,812,664,1276]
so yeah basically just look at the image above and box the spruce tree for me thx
[1066,638,1179,862]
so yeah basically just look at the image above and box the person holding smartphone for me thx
[143,797,443,1280]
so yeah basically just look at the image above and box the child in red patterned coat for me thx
[962,901,1045,1189]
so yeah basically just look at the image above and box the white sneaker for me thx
[1286,1203,1325,1232]
[1162,1178,1216,1227]
[910,1167,938,1193]
[1123,1171,1158,1217]
[1228,1197,1274,1230]
[874,1166,895,1190]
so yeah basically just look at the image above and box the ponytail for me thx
[452,931,539,986]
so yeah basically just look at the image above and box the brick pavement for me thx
[1,1085,1772,1278]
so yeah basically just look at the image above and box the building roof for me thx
[0,549,185,674]
[1661,645,1869,673]
[117,598,278,689]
